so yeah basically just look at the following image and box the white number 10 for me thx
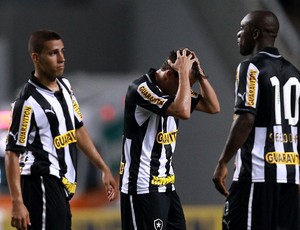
[270,76,300,125]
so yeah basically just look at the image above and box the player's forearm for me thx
[76,126,109,172]
[218,113,254,164]
[5,151,23,203]
[171,71,192,119]
[198,79,220,113]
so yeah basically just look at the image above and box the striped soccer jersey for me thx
[120,68,201,194]
[6,73,83,196]
[233,47,300,184]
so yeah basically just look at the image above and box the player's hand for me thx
[167,48,195,77]
[102,168,118,202]
[212,162,229,197]
[189,50,207,81]
[11,201,31,230]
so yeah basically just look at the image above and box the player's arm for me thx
[166,49,195,119]
[194,78,220,114]
[76,126,117,201]
[212,113,255,196]
[5,150,31,229]
[190,51,220,114]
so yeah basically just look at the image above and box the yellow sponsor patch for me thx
[72,97,83,119]
[119,162,125,175]
[62,177,77,194]
[151,174,175,186]
[266,152,299,165]
[54,130,77,149]
[19,106,32,144]
[138,84,166,106]
[247,69,258,107]
[156,130,178,145]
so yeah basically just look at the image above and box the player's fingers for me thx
[212,178,228,197]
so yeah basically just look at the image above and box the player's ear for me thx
[32,53,39,62]
[253,28,261,40]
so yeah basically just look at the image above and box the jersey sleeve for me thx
[191,90,202,112]
[5,99,33,154]
[133,81,174,116]
[234,62,260,115]
[60,78,83,129]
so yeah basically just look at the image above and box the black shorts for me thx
[21,175,72,230]
[222,181,299,230]
[121,191,186,230]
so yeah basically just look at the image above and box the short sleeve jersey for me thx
[233,47,300,184]
[119,68,202,194]
[6,73,83,196]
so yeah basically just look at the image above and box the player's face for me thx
[237,15,256,56]
[167,72,180,96]
[35,39,65,80]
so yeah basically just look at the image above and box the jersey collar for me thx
[258,47,281,58]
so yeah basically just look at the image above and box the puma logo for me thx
[9,131,18,141]
[223,219,231,229]
[237,92,246,101]
[45,107,55,114]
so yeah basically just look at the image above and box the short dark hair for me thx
[161,49,200,78]
[28,29,62,54]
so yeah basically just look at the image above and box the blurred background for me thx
[0,0,299,229]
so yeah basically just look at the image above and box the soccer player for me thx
[5,30,117,230]
[212,10,300,230]
[120,48,220,230]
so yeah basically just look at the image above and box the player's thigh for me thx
[277,184,299,230]
[167,191,186,230]
[22,175,71,230]
[221,182,252,230]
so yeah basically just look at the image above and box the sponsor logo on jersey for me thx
[19,106,32,144]
[61,177,77,195]
[151,174,175,185]
[246,69,258,107]
[156,130,178,145]
[154,219,163,230]
[138,84,166,107]
[119,162,125,175]
[72,96,83,119]
[54,130,77,149]
[269,132,298,143]
[191,90,198,98]
[266,152,299,165]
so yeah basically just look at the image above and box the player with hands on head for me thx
[120,47,220,230]
[5,29,117,230]
[212,10,300,230]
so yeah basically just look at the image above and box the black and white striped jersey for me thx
[233,47,300,185]
[120,68,201,194]
[6,73,83,196]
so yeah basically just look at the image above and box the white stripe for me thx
[137,114,157,193]
[251,127,266,181]
[273,126,287,182]
[291,126,300,184]
[121,138,132,193]
[233,149,241,181]
[130,195,138,230]
[247,183,254,230]
[40,176,46,230]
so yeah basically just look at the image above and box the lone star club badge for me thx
[154,219,163,230]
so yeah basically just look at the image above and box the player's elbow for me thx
[176,110,191,120]
[209,106,220,114]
